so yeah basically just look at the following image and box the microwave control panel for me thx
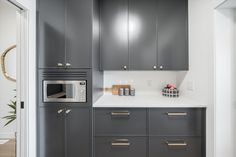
[78,81,86,102]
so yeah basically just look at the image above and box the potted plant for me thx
[2,99,16,126]
[2,89,16,126]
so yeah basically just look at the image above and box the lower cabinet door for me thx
[38,106,65,157]
[95,137,147,157]
[149,137,203,157]
[66,107,91,157]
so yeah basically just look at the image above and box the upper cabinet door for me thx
[100,0,129,70]
[129,0,157,70]
[38,0,66,68]
[66,0,92,68]
[157,0,188,70]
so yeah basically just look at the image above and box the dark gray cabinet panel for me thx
[149,137,202,157]
[37,0,92,69]
[94,108,147,136]
[66,107,91,157]
[38,106,65,157]
[93,108,205,157]
[149,108,203,136]
[95,137,147,157]
[129,0,157,70]
[66,0,92,68]
[100,0,189,71]
[100,0,129,70]
[157,0,188,70]
[37,0,65,68]
[38,106,91,157]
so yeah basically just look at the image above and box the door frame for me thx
[4,0,36,157]
[16,8,27,157]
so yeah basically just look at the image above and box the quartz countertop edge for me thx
[93,94,207,108]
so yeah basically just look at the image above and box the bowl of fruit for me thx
[162,84,179,98]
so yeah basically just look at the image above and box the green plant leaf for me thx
[2,94,17,126]
[4,119,15,126]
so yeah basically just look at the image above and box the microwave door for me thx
[43,80,86,103]
[44,81,77,102]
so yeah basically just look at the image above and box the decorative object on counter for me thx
[105,85,135,96]
[119,88,124,96]
[124,88,130,96]
[162,84,179,98]
[112,85,131,95]
[130,88,135,96]
[118,87,135,96]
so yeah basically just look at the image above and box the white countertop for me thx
[93,94,206,108]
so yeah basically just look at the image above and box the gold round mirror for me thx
[1,45,16,82]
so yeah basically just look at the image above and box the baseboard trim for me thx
[0,132,16,139]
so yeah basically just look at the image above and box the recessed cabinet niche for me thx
[100,0,189,71]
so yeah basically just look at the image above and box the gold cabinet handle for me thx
[165,140,188,148]
[66,109,71,114]
[111,139,130,147]
[57,63,64,67]
[166,112,187,116]
[65,63,71,67]
[57,109,64,114]
[111,111,130,117]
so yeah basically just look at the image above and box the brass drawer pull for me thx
[165,140,188,148]
[111,139,130,147]
[111,111,130,116]
[166,112,187,116]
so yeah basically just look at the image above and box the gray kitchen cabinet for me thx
[100,0,129,70]
[94,108,147,136]
[100,0,189,71]
[66,0,92,68]
[93,108,205,157]
[66,107,91,157]
[38,106,91,157]
[37,0,65,68]
[157,0,188,70]
[38,106,65,157]
[149,108,203,136]
[129,0,157,70]
[37,0,92,69]
[149,137,202,157]
[95,137,147,157]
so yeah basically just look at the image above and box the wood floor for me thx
[0,139,16,157]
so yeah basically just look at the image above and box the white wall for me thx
[177,1,215,157]
[104,71,177,94]
[214,0,226,7]
[214,8,236,157]
[0,1,17,138]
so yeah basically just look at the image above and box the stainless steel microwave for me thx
[43,80,86,102]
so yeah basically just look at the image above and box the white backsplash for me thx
[104,71,177,94]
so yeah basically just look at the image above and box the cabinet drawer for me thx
[95,137,147,157]
[149,108,203,136]
[94,108,147,136]
[149,137,203,157]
